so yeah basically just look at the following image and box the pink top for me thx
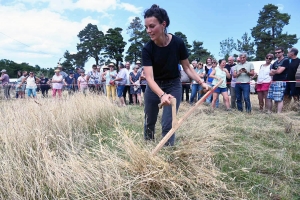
[78,76,88,88]
[52,74,63,89]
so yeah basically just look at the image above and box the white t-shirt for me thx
[26,76,37,89]
[257,64,272,84]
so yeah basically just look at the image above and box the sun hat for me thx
[136,60,141,64]
[54,69,60,72]
[1,69,7,73]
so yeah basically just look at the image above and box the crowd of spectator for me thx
[0,47,299,113]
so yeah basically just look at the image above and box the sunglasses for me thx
[212,62,216,64]
[275,51,282,54]
[266,57,272,60]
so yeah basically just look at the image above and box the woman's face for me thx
[144,16,165,41]
[265,56,272,63]
[219,60,226,67]
[207,59,212,65]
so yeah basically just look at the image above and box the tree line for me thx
[1,3,298,78]
[219,4,298,61]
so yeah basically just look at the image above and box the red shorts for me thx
[256,83,270,92]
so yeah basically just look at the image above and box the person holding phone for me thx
[233,53,255,113]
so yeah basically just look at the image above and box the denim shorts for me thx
[214,87,227,94]
[117,85,125,97]
[27,88,37,97]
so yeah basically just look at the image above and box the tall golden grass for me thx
[0,93,299,199]
[0,94,233,199]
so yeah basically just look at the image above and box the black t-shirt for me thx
[142,34,188,80]
[272,58,288,81]
[285,58,300,81]
[39,78,49,89]
[225,63,235,83]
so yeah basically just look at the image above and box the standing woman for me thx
[104,63,117,101]
[51,69,64,98]
[209,59,231,110]
[22,72,40,98]
[130,65,142,106]
[256,54,273,111]
[142,4,208,146]
[77,70,88,95]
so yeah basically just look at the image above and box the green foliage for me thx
[0,59,53,78]
[251,4,298,60]
[219,37,236,58]
[103,27,127,64]
[174,31,192,55]
[236,32,255,61]
[62,50,88,70]
[77,23,106,65]
[189,40,212,63]
[125,17,148,63]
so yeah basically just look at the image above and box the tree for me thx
[103,27,127,65]
[62,50,88,70]
[0,59,52,78]
[174,31,192,55]
[77,23,105,65]
[125,17,149,63]
[251,4,298,60]
[219,37,236,59]
[189,41,212,63]
[236,32,255,61]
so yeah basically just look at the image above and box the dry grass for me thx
[0,93,299,199]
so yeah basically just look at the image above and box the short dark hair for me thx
[289,47,298,56]
[92,64,97,68]
[275,47,285,53]
[144,4,170,33]
[218,59,226,65]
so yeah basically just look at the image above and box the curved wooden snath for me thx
[151,80,223,156]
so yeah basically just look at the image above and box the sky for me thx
[0,0,299,73]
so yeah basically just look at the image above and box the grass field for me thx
[0,93,299,199]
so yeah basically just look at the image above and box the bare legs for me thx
[257,91,268,111]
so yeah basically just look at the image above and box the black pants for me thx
[181,83,190,101]
[123,85,133,104]
[41,88,49,97]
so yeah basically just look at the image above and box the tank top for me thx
[212,67,226,88]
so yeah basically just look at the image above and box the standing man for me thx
[266,47,288,113]
[0,69,10,99]
[283,47,300,104]
[113,63,127,107]
[233,53,255,113]
[225,56,235,94]
[123,61,133,104]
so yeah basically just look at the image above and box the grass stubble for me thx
[0,93,299,199]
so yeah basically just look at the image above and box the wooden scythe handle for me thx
[151,80,223,156]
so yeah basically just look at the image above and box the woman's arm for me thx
[144,66,174,106]
[224,69,231,79]
[181,59,208,89]
[209,69,220,81]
